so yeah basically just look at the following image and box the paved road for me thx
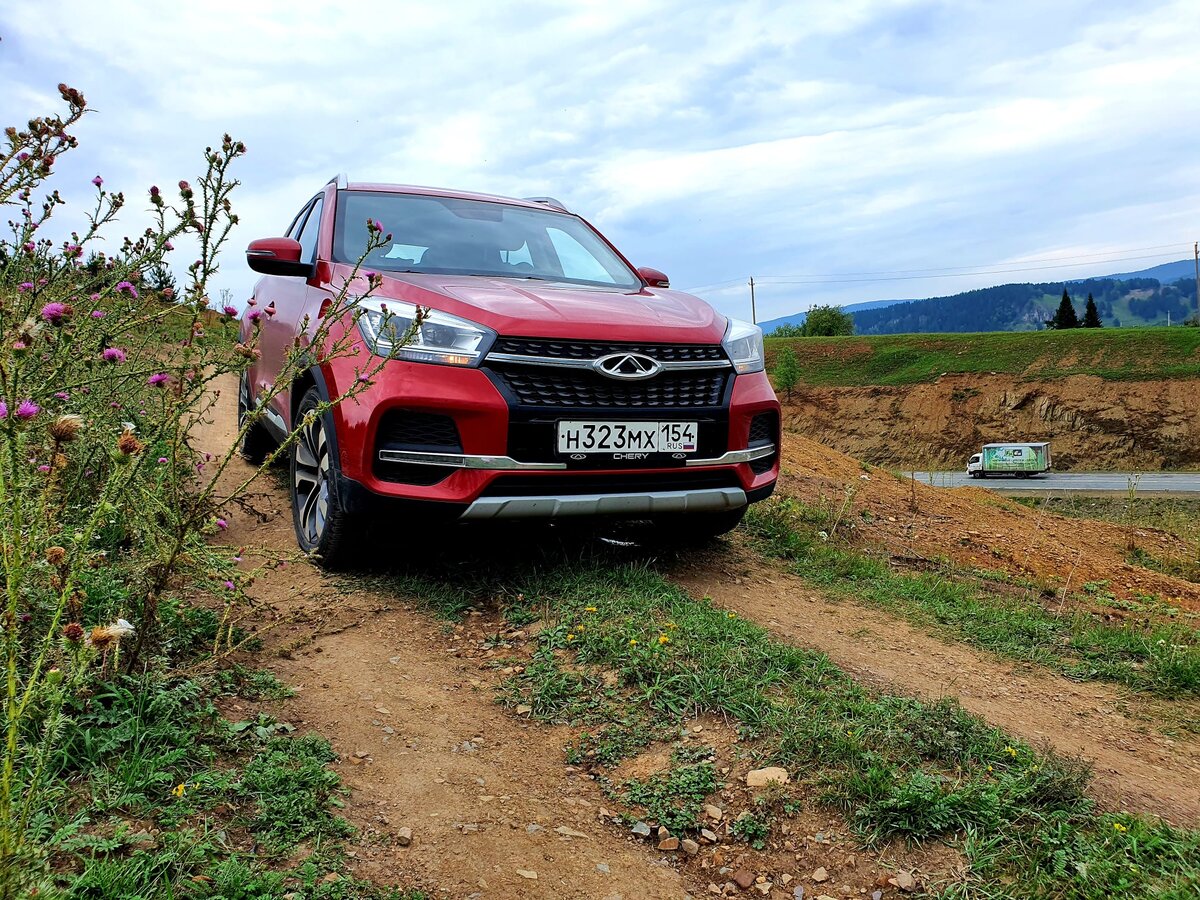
[910,471,1200,495]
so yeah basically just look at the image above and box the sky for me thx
[3,0,1200,324]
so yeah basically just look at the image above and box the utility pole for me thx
[1194,241,1199,324]
[749,277,757,324]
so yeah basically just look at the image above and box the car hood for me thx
[349,269,728,343]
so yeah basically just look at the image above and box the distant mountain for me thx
[1076,258,1196,284]
[850,276,1198,335]
[760,258,1198,335]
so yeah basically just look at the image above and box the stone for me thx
[700,828,719,843]
[732,868,756,889]
[555,825,588,839]
[681,838,700,856]
[632,821,652,838]
[746,767,790,787]
[658,825,671,840]
[515,869,538,880]
[704,803,724,821]
[395,827,412,847]
[755,885,772,896]
[780,874,792,885]
[792,888,804,900]
[526,824,543,834]
[811,867,828,883]
[596,863,610,875]
[516,704,532,715]
[658,837,680,851]
[888,871,917,892]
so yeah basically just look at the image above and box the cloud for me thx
[2,0,1199,323]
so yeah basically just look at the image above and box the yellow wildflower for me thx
[629,639,638,646]
[1004,746,1018,757]
[1113,822,1128,833]
[665,622,677,629]
[567,633,576,642]
[658,634,670,645]
[585,606,598,612]
[726,612,735,619]
[172,783,187,798]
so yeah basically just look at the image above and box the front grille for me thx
[748,411,779,475]
[374,410,462,485]
[491,338,726,362]
[490,367,729,409]
[480,470,740,497]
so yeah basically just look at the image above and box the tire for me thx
[651,506,747,546]
[290,387,358,568]
[238,372,274,464]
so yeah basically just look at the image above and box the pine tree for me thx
[772,346,800,401]
[1082,293,1102,328]
[1047,289,1080,329]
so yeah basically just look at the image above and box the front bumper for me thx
[323,353,779,520]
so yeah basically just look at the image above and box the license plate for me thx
[557,421,698,455]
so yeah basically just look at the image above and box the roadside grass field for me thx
[392,554,1200,899]
[765,326,1200,387]
[744,498,1200,700]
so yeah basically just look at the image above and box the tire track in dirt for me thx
[199,379,694,899]
[667,540,1200,826]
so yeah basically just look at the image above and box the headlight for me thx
[722,318,764,374]
[357,302,493,366]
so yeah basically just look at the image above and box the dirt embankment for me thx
[775,433,1200,612]
[786,374,1200,471]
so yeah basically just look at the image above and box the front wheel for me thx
[290,387,358,568]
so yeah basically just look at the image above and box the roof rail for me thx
[524,196,568,212]
[327,173,348,189]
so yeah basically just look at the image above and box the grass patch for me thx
[766,326,1200,387]
[36,670,423,899]
[473,556,1200,897]
[607,748,720,834]
[745,498,1200,698]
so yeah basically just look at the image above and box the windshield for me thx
[333,191,642,290]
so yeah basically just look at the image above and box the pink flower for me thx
[16,400,40,420]
[115,281,139,299]
[246,310,262,324]
[223,305,238,317]
[37,465,51,473]
[54,392,69,400]
[40,302,70,324]
[158,457,168,464]
[164,241,174,251]
[224,580,235,590]
[147,373,169,387]
[149,185,160,196]
[92,175,103,187]
[91,310,106,319]
[22,242,34,254]
[0,402,7,419]
[101,347,127,364]
[17,282,33,292]
[12,341,27,352]
[216,518,228,529]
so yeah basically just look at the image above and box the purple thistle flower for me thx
[40,301,70,324]
[0,402,7,419]
[16,400,40,420]
[223,305,238,317]
[158,456,168,464]
[54,392,69,400]
[216,518,228,529]
[91,310,106,319]
[101,347,127,364]
[37,465,51,473]
[92,175,103,187]
[164,241,174,251]
[147,373,169,387]
[246,309,262,324]
[22,242,34,254]
[224,580,235,590]
[115,281,139,298]
[17,282,33,292]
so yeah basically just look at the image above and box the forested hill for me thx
[850,277,1198,334]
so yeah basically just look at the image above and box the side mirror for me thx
[246,238,313,277]
[637,266,670,289]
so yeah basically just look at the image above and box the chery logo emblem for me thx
[593,352,662,381]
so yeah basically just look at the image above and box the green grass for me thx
[447,555,1200,898]
[766,326,1200,386]
[34,669,423,899]
[744,498,1200,698]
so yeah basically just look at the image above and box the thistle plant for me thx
[0,84,402,897]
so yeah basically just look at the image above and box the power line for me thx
[679,243,1192,293]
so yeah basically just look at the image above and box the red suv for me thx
[242,177,779,564]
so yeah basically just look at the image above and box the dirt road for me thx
[197,376,1200,899]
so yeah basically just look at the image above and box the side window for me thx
[286,204,309,240]
[546,228,616,283]
[296,197,323,263]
